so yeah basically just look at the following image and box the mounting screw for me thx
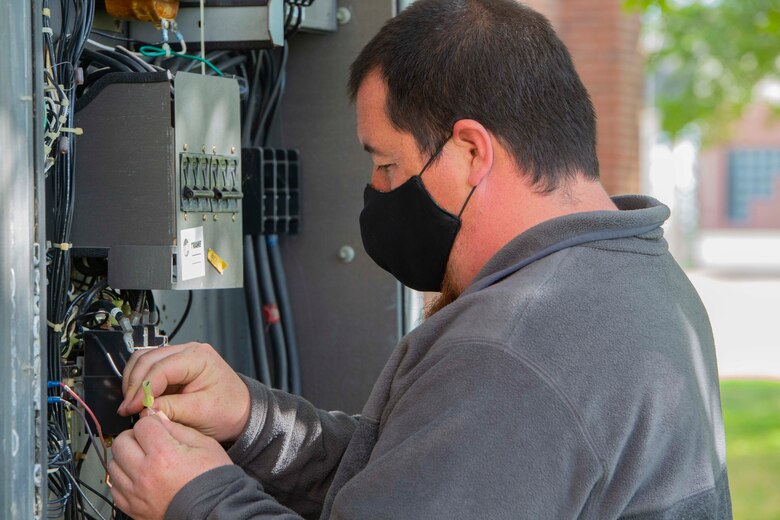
[338,245,355,263]
[183,143,188,151]
[230,146,236,154]
[337,6,351,25]
[201,145,206,153]
[202,214,207,222]
[184,212,188,221]
[232,213,236,222]
[212,145,217,155]
[213,214,218,221]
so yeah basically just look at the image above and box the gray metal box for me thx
[72,71,243,290]
[129,0,285,49]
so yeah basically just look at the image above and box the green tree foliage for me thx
[626,0,780,144]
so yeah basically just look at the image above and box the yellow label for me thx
[207,248,228,275]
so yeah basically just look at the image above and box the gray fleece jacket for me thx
[165,195,731,520]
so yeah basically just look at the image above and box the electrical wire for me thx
[243,236,273,385]
[266,235,301,395]
[254,236,289,392]
[74,475,124,517]
[60,383,108,473]
[48,2,96,516]
[62,468,108,520]
[61,400,108,473]
[139,45,224,76]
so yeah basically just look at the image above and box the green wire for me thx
[139,45,224,77]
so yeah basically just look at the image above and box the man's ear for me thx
[451,119,494,187]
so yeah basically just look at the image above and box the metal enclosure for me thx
[71,72,244,290]
[0,0,46,516]
[129,0,286,49]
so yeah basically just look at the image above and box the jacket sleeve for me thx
[166,343,604,520]
[226,376,358,518]
[164,465,304,520]
[326,341,605,520]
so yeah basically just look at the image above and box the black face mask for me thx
[359,141,476,292]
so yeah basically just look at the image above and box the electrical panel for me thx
[11,0,409,517]
[71,71,244,290]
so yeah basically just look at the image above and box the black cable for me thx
[47,3,96,515]
[97,49,146,72]
[243,236,273,385]
[255,45,289,148]
[146,289,159,324]
[74,475,120,512]
[254,235,288,392]
[82,48,132,72]
[266,235,301,395]
[168,290,193,342]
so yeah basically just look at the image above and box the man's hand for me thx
[118,342,251,442]
[109,412,232,520]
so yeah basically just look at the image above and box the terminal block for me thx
[243,147,300,235]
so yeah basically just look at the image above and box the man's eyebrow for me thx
[362,142,387,157]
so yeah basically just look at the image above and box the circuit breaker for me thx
[70,71,243,290]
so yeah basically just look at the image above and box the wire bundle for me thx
[45,0,97,515]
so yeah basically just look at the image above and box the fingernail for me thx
[117,402,124,414]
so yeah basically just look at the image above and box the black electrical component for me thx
[81,326,167,436]
[242,147,300,235]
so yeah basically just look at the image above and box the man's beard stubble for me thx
[423,270,460,319]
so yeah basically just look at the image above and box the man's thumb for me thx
[152,393,197,427]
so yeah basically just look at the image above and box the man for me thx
[109,1,731,518]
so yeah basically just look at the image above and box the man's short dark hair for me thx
[348,0,599,192]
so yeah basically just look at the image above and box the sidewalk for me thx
[686,270,780,380]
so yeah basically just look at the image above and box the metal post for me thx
[0,0,46,516]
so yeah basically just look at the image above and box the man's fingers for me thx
[134,412,213,455]
[133,414,178,455]
[121,343,193,397]
[150,393,204,429]
[155,411,216,449]
[107,458,134,499]
[121,346,209,416]
[110,430,145,478]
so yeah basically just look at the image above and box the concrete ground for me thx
[686,270,780,380]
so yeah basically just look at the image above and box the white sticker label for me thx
[179,226,206,281]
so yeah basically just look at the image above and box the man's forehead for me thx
[356,73,394,155]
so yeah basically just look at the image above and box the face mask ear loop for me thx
[457,185,478,219]
[418,136,451,179]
